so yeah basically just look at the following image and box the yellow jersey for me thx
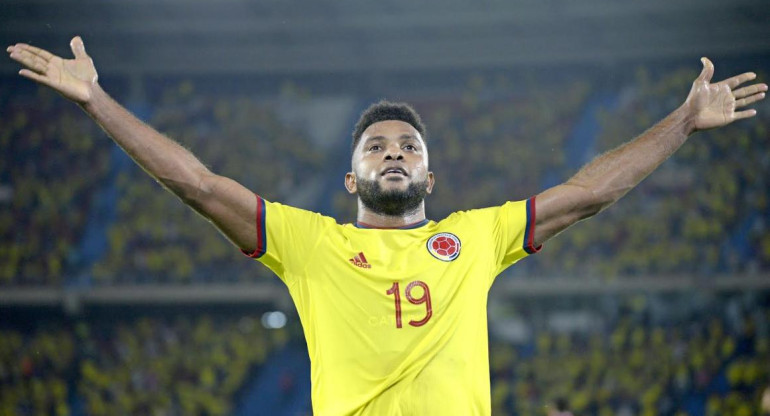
[243,196,540,415]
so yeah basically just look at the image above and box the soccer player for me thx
[7,37,767,415]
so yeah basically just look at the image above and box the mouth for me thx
[381,167,408,177]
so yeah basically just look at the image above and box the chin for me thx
[380,178,410,189]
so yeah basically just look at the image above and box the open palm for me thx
[7,36,97,104]
[686,57,767,131]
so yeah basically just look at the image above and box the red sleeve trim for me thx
[240,194,267,258]
[523,196,542,254]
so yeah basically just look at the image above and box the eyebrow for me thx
[363,134,418,144]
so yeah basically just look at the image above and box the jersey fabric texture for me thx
[243,196,540,416]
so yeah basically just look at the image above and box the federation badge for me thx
[427,233,461,262]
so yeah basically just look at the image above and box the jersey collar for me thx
[354,219,430,229]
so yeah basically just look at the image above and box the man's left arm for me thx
[533,58,766,247]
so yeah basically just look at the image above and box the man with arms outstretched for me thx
[7,37,767,415]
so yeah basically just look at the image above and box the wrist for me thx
[80,82,105,113]
[675,102,698,137]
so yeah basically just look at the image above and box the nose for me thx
[384,144,404,161]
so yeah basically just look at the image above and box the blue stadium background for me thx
[1,0,769,414]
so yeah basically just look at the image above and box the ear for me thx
[345,172,357,194]
[426,171,435,194]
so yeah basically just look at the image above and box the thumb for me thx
[698,57,714,83]
[70,36,88,59]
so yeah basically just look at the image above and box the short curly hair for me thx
[351,101,427,154]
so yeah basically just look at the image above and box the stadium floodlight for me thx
[261,311,287,329]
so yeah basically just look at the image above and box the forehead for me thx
[360,120,424,146]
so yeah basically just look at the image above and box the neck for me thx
[355,200,427,228]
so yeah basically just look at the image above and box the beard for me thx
[356,177,429,217]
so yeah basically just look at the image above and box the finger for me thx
[720,72,757,90]
[14,43,55,62]
[70,36,88,59]
[12,49,48,73]
[698,57,714,83]
[9,48,49,73]
[733,83,768,99]
[19,68,54,88]
[736,92,766,108]
[733,109,757,121]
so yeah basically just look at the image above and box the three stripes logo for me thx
[349,252,371,269]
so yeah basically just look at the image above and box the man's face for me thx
[346,120,434,216]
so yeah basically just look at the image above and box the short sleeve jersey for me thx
[244,196,540,416]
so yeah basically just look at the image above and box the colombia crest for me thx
[427,233,461,262]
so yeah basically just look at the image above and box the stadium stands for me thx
[77,313,287,415]
[0,86,112,286]
[0,325,75,416]
[489,295,770,415]
[1,295,765,416]
[0,313,287,416]
[418,74,592,219]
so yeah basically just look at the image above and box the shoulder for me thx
[263,199,339,229]
[438,200,529,225]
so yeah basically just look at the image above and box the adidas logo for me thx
[349,252,371,269]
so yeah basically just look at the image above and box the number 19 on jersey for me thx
[385,281,432,328]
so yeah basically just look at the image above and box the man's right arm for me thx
[7,36,259,253]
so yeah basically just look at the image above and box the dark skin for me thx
[6,36,768,252]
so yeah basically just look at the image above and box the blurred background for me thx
[1,0,770,415]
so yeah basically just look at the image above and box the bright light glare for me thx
[261,311,287,329]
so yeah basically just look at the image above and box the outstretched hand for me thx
[685,57,767,132]
[7,36,97,104]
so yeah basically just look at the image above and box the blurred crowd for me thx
[0,313,287,416]
[422,74,591,218]
[489,294,770,416]
[1,295,766,416]
[78,314,287,415]
[0,324,75,416]
[1,64,768,286]
[0,85,112,286]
